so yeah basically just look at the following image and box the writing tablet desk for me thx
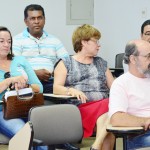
[107,124,144,150]
[43,94,77,104]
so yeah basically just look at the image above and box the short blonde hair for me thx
[72,24,101,53]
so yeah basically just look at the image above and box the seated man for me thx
[13,4,69,93]
[123,19,150,73]
[109,39,150,150]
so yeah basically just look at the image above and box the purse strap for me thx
[16,88,34,100]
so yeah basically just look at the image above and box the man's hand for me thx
[35,69,51,82]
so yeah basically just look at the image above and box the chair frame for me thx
[8,121,34,150]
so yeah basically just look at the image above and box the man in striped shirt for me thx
[13,4,69,93]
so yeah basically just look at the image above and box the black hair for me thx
[24,4,45,19]
[141,19,150,34]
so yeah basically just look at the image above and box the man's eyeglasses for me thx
[4,72,13,90]
[135,53,150,61]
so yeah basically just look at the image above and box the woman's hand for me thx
[69,88,88,103]
[10,76,28,91]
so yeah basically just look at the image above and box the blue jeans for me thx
[35,146,47,150]
[127,130,150,150]
[0,111,25,138]
[0,111,48,150]
[41,77,53,93]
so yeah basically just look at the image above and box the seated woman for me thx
[53,24,115,150]
[0,26,43,149]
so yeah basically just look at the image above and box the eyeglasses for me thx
[89,39,100,45]
[135,53,150,61]
[4,72,13,90]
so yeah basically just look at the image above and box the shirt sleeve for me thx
[13,36,22,56]
[108,77,129,118]
[55,38,69,59]
[23,57,43,93]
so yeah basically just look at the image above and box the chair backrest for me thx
[115,53,125,68]
[28,104,83,145]
[9,121,34,150]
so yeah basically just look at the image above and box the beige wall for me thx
[1,0,150,67]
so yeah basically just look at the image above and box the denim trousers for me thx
[0,111,47,150]
[41,77,54,93]
[127,130,150,150]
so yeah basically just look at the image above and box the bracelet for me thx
[66,87,70,95]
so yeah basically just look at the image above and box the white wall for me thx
[1,0,150,67]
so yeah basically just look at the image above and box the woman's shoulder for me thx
[54,56,71,69]
[94,56,106,62]
[94,56,107,65]
[61,55,72,63]
[12,56,27,64]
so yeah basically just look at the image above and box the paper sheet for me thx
[5,88,33,100]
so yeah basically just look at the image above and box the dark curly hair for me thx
[24,4,45,19]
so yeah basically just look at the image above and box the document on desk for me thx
[43,93,76,98]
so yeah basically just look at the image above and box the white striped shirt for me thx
[13,28,69,72]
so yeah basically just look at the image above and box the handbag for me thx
[3,88,44,119]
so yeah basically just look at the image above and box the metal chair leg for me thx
[48,145,55,150]
[123,136,128,150]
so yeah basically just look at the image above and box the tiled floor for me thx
[116,138,123,150]
[78,137,123,150]
[0,138,123,150]
[0,145,8,150]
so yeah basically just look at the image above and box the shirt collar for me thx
[23,28,48,40]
